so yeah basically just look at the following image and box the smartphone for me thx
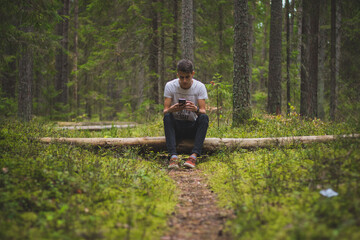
[178,98,186,106]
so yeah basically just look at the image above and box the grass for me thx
[0,111,359,239]
[199,141,360,239]
[0,120,177,240]
[47,110,357,139]
[197,112,360,239]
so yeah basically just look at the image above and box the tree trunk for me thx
[267,0,282,115]
[330,0,340,121]
[149,0,159,104]
[260,1,270,90]
[286,0,291,115]
[318,0,327,120]
[56,124,137,130]
[248,2,255,90]
[55,0,70,106]
[218,1,224,73]
[40,134,360,153]
[18,29,33,122]
[296,0,303,73]
[300,0,309,117]
[73,0,79,115]
[300,0,319,118]
[172,0,179,71]
[137,41,146,109]
[181,0,194,63]
[308,0,320,118]
[335,0,341,116]
[233,0,251,126]
[158,0,165,104]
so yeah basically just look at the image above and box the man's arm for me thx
[197,99,206,115]
[163,97,184,115]
[183,99,206,115]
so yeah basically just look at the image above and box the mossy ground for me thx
[0,112,359,239]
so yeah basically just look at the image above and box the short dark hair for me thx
[177,59,194,73]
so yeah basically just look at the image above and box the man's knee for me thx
[163,113,172,122]
[198,114,209,125]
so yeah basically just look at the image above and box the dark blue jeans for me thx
[163,113,209,156]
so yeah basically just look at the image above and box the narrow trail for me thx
[161,168,234,240]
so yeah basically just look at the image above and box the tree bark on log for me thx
[57,121,137,126]
[56,124,137,130]
[39,134,359,153]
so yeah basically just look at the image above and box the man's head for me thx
[177,59,195,89]
[177,59,194,73]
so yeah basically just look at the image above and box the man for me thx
[163,59,209,169]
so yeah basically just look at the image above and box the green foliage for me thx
[0,90,17,118]
[0,120,177,239]
[200,139,360,239]
[205,74,233,128]
[0,108,359,239]
[251,91,267,111]
[207,109,355,139]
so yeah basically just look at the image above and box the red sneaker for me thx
[184,156,196,168]
[168,157,179,169]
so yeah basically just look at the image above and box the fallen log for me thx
[57,121,137,126]
[56,124,137,130]
[39,134,360,153]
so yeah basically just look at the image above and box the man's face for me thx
[178,71,194,89]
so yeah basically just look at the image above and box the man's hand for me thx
[163,98,206,115]
[170,103,186,112]
[164,98,186,114]
[184,101,198,112]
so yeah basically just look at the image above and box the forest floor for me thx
[161,167,234,240]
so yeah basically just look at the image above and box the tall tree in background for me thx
[318,0,327,120]
[248,1,255,87]
[1,0,358,123]
[55,0,70,106]
[300,0,319,118]
[233,0,251,126]
[172,0,179,70]
[158,0,165,104]
[18,27,33,122]
[259,1,270,90]
[267,0,282,115]
[218,0,225,74]
[308,0,320,118]
[286,0,291,115]
[330,0,341,121]
[181,0,194,63]
[72,0,79,115]
[149,0,159,104]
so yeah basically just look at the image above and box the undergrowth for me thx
[199,140,360,239]
[0,120,177,239]
[48,111,356,139]
[1,111,359,239]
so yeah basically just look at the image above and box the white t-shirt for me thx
[164,78,208,121]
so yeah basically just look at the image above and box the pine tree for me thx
[267,0,282,115]
[233,0,251,126]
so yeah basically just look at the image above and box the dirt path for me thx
[161,168,234,240]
